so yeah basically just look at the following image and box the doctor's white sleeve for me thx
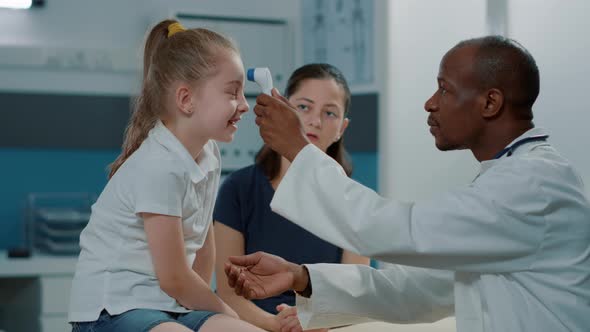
[296,263,454,329]
[271,144,548,273]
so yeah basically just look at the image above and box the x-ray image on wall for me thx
[302,0,374,85]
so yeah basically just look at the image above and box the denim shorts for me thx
[71,309,217,332]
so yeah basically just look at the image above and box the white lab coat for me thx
[270,128,590,332]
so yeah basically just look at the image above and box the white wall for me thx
[508,0,590,193]
[379,1,486,201]
[379,0,590,200]
[375,2,488,331]
[0,0,300,95]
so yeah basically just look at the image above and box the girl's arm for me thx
[143,213,237,318]
[215,222,281,332]
[193,224,216,286]
[341,250,371,265]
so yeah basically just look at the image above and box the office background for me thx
[0,1,589,331]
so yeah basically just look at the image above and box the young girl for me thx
[68,20,264,332]
[213,64,370,332]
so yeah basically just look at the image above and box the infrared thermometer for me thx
[247,67,273,95]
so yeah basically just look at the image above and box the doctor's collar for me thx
[492,127,550,160]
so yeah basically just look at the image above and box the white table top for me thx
[336,319,456,332]
[0,251,77,277]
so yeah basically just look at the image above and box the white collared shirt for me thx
[271,128,590,331]
[69,120,221,322]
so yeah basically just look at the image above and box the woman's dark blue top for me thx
[213,164,343,314]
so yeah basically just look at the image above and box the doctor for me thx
[225,36,590,332]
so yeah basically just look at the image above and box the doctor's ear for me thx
[481,89,504,119]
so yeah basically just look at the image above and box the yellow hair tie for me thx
[168,22,186,38]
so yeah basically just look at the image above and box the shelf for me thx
[0,251,77,277]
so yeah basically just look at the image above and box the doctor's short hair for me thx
[255,63,353,180]
[453,35,540,120]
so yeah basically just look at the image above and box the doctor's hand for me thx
[254,89,310,162]
[224,251,309,300]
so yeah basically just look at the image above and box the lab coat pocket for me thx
[455,272,483,321]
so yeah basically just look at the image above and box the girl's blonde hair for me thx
[108,19,238,178]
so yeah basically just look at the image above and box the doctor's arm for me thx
[271,145,546,273]
[297,263,454,329]
[226,252,454,329]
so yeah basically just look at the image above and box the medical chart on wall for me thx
[302,0,374,85]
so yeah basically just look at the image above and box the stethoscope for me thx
[493,134,549,159]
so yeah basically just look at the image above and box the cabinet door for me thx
[41,315,70,332]
[40,275,73,314]
[178,15,292,94]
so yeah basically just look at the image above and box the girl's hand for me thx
[276,304,329,332]
[276,304,302,332]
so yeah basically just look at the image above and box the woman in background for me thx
[214,64,370,332]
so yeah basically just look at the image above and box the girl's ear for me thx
[175,83,194,115]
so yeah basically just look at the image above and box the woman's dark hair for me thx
[255,63,353,179]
